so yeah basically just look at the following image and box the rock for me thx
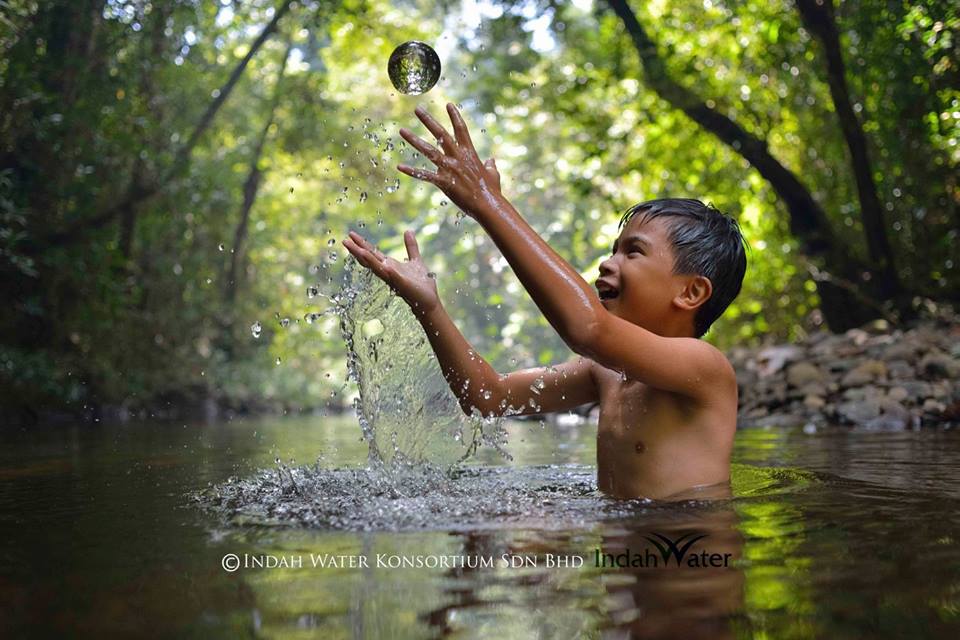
[798,382,828,397]
[786,362,827,387]
[836,398,881,425]
[840,359,887,387]
[745,406,769,419]
[733,320,958,429]
[897,380,933,400]
[923,399,946,414]
[931,381,952,400]
[754,345,802,377]
[918,351,960,379]
[875,398,912,429]
[887,386,909,403]
[829,358,861,373]
[842,385,883,402]
[886,360,915,380]
[845,328,871,346]
[883,341,918,363]
[863,414,909,430]
[864,319,891,333]
[755,413,807,428]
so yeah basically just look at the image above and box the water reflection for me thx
[1,418,960,638]
[593,499,744,639]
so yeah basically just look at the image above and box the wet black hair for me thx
[619,198,747,338]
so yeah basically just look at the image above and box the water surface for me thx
[1,417,958,638]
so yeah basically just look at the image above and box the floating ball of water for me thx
[387,41,441,95]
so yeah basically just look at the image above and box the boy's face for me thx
[595,215,690,333]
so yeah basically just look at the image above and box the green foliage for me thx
[0,0,956,414]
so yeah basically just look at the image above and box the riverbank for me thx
[730,320,960,429]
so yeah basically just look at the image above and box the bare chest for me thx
[595,377,685,455]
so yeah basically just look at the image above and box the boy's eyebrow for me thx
[617,234,651,250]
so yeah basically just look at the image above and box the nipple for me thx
[634,441,646,454]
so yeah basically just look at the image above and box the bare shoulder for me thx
[595,334,736,406]
[685,338,738,404]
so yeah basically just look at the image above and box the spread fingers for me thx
[399,128,444,166]
[414,106,456,154]
[397,163,442,185]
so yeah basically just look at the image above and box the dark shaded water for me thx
[1,417,959,638]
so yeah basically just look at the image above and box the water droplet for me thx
[306,285,319,299]
[328,250,339,263]
[359,191,368,203]
[387,41,441,95]
[481,390,493,400]
[276,357,282,365]
[327,238,336,246]
[250,321,262,338]
[218,243,225,251]
[279,317,291,328]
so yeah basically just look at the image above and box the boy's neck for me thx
[641,314,698,339]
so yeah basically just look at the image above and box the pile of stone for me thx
[730,321,960,429]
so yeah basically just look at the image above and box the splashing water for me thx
[198,260,523,531]
[337,260,509,471]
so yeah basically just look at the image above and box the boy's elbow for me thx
[562,318,605,359]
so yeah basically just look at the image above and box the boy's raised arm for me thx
[397,104,734,403]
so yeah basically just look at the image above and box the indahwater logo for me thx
[594,532,732,569]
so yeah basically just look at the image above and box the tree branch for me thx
[37,0,296,251]
[796,0,901,294]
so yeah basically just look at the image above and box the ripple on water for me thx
[192,463,825,532]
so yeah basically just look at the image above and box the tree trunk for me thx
[796,0,903,304]
[605,0,893,331]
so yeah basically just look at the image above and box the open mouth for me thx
[597,286,619,301]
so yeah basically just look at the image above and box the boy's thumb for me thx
[485,157,498,172]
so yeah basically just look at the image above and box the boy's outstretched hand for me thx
[397,103,502,218]
[342,230,440,316]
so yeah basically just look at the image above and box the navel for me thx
[634,440,646,454]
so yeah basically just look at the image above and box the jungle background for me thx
[1,0,957,422]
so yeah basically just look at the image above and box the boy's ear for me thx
[673,275,712,312]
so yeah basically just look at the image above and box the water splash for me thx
[336,260,509,471]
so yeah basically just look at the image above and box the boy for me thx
[343,104,747,500]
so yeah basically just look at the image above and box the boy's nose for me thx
[599,258,616,276]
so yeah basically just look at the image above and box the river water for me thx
[1,416,959,638]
